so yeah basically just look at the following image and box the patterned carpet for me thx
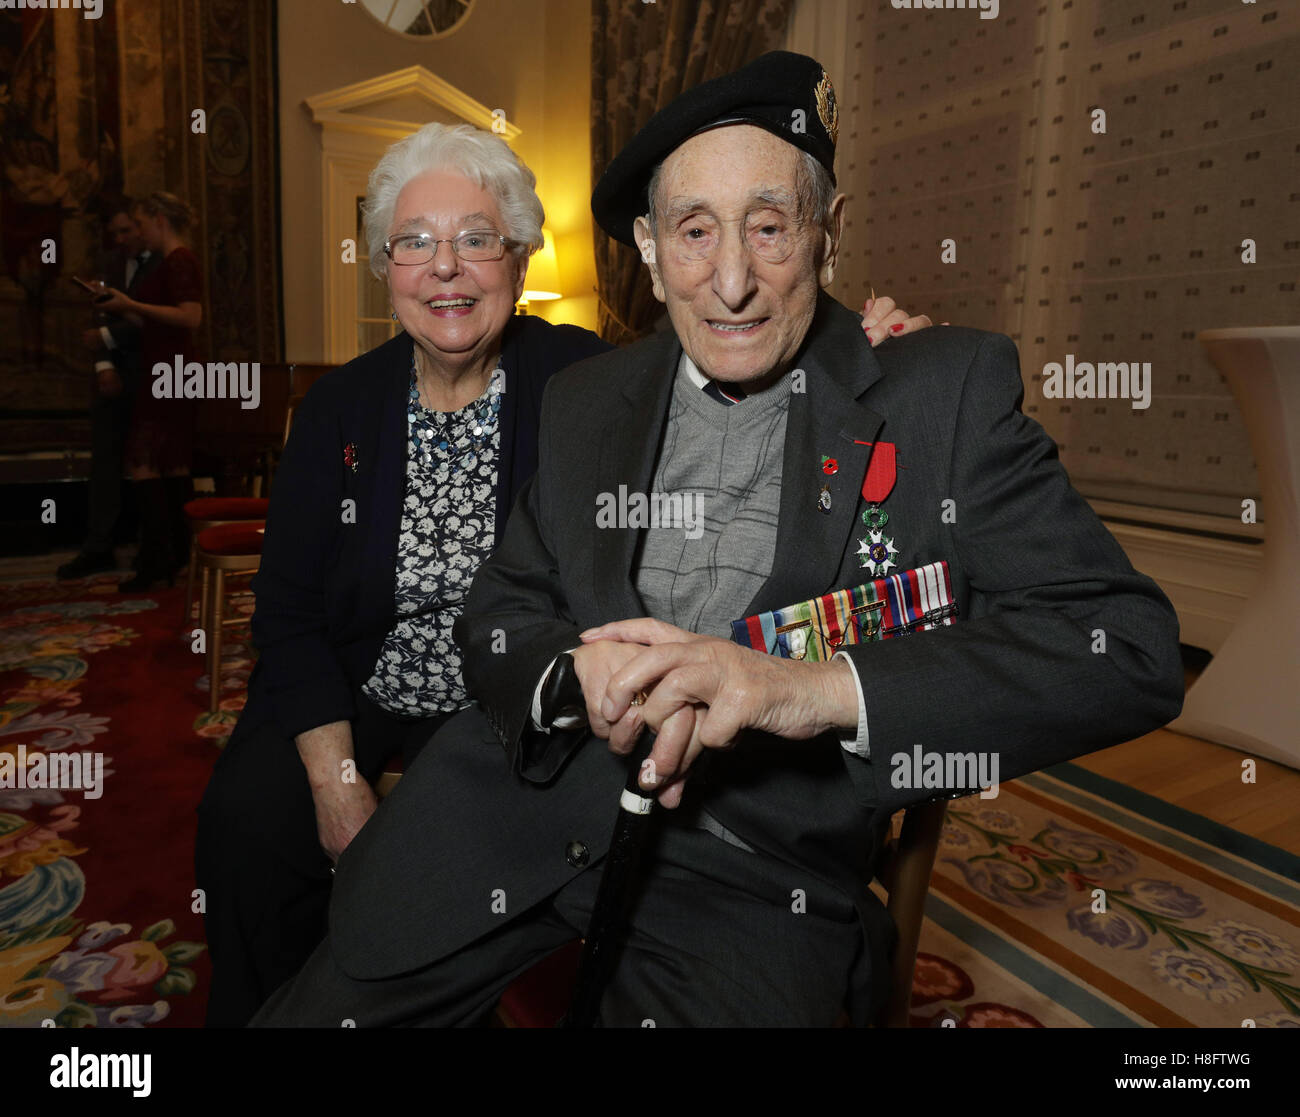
[0,571,252,1027]
[904,767,1300,1027]
[2,571,1296,1027]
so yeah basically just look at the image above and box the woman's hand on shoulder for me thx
[860,294,937,347]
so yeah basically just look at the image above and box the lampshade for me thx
[522,229,562,302]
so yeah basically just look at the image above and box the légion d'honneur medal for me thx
[857,441,899,576]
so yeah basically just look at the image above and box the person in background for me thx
[96,191,203,592]
[193,120,931,1027]
[59,198,159,580]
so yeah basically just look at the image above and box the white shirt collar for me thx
[678,350,710,391]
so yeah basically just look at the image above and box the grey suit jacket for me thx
[327,293,1182,992]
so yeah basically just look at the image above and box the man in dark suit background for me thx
[59,198,158,579]
[253,52,1183,1027]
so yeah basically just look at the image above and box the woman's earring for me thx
[390,309,398,322]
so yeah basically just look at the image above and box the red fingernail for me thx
[891,323,905,333]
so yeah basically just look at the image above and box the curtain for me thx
[590,0,794,345]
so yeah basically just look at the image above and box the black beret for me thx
[592,50,839,247]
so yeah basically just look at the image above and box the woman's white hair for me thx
[362,122,545,280]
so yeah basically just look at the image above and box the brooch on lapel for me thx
[343,442,358,473]
[856,441,899,576]
[817,455,839,514]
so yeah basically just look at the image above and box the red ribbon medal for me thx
[856,442,899,576]
[861,441,896,503]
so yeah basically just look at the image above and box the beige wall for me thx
[789,0,1298,520]
[277,0,597,363]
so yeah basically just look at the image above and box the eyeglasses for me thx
[384,230,511,265]
[666,213,800,265]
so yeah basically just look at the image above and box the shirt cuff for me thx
[100,326,116,350]
[832,650,870,758]
[94,361,115,373]
[531,649,586,733]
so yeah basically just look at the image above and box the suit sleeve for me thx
[103,316,141,353]
[455,379,587,782]
[250,388,356,739]
[842,333,1183,815]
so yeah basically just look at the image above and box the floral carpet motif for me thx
[907,769,1300,1028]
[0,575,212,1027]
[5,575,1297,1029]
[190,587,255,747]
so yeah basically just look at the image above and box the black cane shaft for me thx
[566,733,657,1028]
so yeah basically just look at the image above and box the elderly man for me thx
[254,51,1181,1027]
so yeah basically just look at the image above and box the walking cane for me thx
[540,653,658,1028]
[564,730,656,1028]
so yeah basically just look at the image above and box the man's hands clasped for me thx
[572,618,859,809]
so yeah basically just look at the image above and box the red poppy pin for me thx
[821,456,838,476]
[343,442,358,472]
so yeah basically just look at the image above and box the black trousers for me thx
[194,692,450,1027]
[84,375,135,554]
[249,821,871,1028]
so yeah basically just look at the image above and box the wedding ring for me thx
[630,690,648,707]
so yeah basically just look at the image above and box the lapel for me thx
[592,328,682,622]
[358,332,413,629]
[493,318,523,548]
[592,296,888,625]
[127,251,160,293]
[745,293,887,616]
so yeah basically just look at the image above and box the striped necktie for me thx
[702,379,745,406]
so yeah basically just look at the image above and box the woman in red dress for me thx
[97,191,203,591]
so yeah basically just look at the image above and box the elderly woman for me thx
[194,122,929,1026]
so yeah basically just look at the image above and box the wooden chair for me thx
[196,521,265,715]
[182,497,268,628]
[195,390,312,714]
[491,796,950,1028]
[873,798,949,1027]
[182,361,334,626]
[374,770,404,798]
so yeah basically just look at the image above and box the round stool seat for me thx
[198,521,266,556]
[185,497,269,521]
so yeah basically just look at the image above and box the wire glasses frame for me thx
[384,230,512,265]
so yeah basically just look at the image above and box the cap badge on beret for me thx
[815,70,839,147]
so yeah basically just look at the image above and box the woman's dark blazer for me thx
[237,316,613,743]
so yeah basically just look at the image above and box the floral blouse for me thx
[360,365,503,718]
